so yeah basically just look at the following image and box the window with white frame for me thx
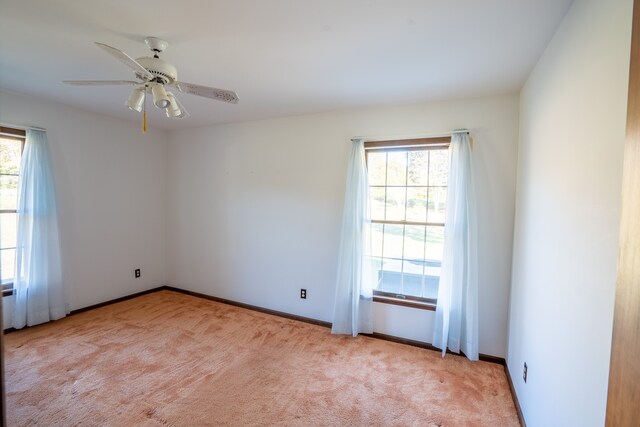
[0,126,25,296]
[365,137,450,307]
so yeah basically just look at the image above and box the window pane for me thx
[406,187,427,222]
[0,138,22,175]
[424,226,444,300]
[403,225,425,262]
[425,226,444,272]
[382,224,403,259]
[0,212,17,250]
[386,151,407,186]
[371,256,383,290]
[380,258,402,294]
[428,187,447,223]
[402,260,424,298]
[0,248,15,284]
[370,187,386,221]
[423,271,439,300]
[403,225,425,298]
[407,151,429,185]
[425,226,444,259]
[0,176,19,210]
[370,223,383,258]
[367,152,387,186]
[428,150,449,186]
[385,187,406,221]
[401,258,424,278]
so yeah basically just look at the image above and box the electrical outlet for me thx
[523,362,528,383]
[135,268,141,278]
[300,289,307,299]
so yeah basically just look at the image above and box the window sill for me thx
[372,295,436,311]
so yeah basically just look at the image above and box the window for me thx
[365,137,450,309]
[0,126,25,296]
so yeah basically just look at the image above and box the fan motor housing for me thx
[135,57,177,84]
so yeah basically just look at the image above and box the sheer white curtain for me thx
[331,138,374,336]
[12,129,67,329]
[432,131,479,360]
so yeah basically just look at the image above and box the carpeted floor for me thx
[5,290,519,426]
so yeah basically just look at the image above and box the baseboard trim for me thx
[69,286,168,316]
[165,288,506,366]
[164,286,333,329]
[3,286,167,334]
[505,363,527,427]
[363,331,505,365]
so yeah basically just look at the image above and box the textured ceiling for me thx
[0,0,573,130]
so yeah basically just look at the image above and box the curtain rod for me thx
[351,129,469,142]
[0,122,46,132]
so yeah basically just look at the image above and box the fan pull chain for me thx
[142,89,147,134]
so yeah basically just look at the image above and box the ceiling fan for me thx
[63,37,239,131]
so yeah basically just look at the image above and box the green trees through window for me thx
[365,140,449,302]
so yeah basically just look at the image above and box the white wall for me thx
[166,94,519,357]
[0,91,168,326]
[507,0,633,425]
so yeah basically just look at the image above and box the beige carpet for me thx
[5,290,519,426]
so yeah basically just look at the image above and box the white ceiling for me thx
[0,0,573,130]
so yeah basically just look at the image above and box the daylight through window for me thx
[365,138,450,305]
[0,126,25,294]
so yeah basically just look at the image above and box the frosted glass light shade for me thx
[151,84,170,109]
[125,88,145,112]
[165,92,182,118]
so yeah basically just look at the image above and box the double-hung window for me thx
[0,126,25,297]
[365,137,450,309]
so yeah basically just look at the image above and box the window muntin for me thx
[0,127,25,293]
[365,139,450,305]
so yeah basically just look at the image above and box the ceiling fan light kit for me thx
[150,83,170,109]
[125,87,145,112]
[165,92,183,118]
[63,36,238,132]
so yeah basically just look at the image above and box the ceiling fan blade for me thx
[174,81,239,104]
[63,80,140,86]
[94,42,154,81]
